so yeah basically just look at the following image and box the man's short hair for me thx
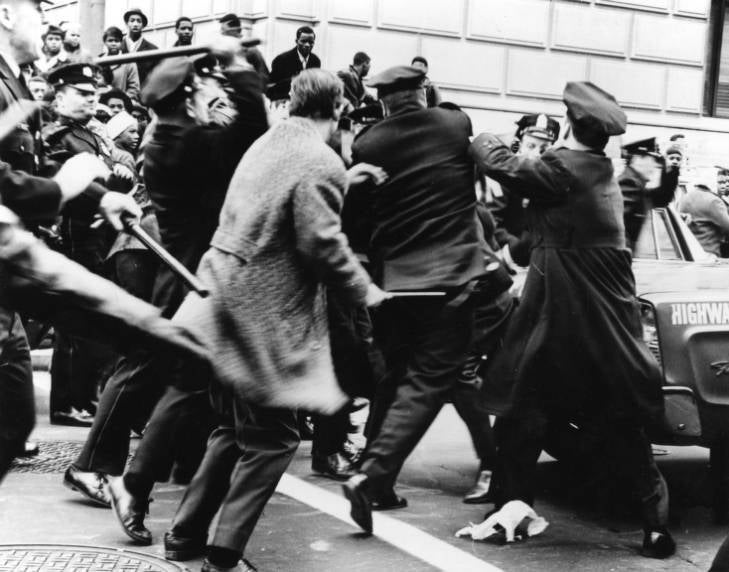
[567,112,608,150]
[289,69,343,120]
[353,52,370,66]
[103,26,124,42]
[296,26,315,39]
[219,13,241,27]
[175,16,192,28]
[411,56,428,67]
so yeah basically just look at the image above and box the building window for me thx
[706,0,729,117]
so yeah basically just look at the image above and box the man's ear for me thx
[0,5,16,33]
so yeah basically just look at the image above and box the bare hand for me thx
[347,163,388,188]
[54,153,110,204]
[364,284,391,308]
[98,192,142,231]
[113,163,135,182]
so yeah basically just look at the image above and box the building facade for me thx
[48,0,729,168]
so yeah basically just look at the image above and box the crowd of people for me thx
[3,1,729,571]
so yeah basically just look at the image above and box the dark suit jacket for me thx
[351,102,485,291]
[0,56,42,175]
[122,36,158,88]
[267,47,320,101]
[337,66,370,108]
[619,164,678,251]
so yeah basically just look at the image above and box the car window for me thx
[654,209,682,260]
[634,214,657,259]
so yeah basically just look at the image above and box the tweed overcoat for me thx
[175,117,371,414]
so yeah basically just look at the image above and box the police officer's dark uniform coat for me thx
[472,138,664,425]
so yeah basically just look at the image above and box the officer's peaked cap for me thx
[365,65,425,97]
[141,57,195,109]
[48,63,100,93]
[563,81,626,137]
[516,113,560,142]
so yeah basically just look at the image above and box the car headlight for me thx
[640,300,662,369]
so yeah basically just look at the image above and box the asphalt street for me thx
[0,371,726,571]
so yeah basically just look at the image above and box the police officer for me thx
[66,39,269,544]
[342,66,486,533]
[489,113,560,270]
[44,63,133,427]
[471,81,675,559]
[620,137,678,252]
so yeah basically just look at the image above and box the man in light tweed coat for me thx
[158,70,387,572]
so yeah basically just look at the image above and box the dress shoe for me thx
[641,528,676,559]
[463,470,494,504]
[63,466,111,508]
[201,558,257,572]
[163,530,206,561]
[342,473,373,534]
[370,490,408,511]
[312,452,354,481]
[50,408,94,427]
[107,476,152,545]
[17,441,39,458]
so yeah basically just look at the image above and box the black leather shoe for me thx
[107,476,152,545]
[51,408,94,427]
[17,441,39,458]
[312,452,354,481]
[370,490,408,511]
[342,474,372,534]
[63,466,111,508]
[641,528,676,559]
[164,530,206,561]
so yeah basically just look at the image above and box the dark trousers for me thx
[170,395,299,554]
[360,293,474,492]
[451,290,515,471]
[50,331,114,415]
[74,354,166,475]
[124,384,215,499]
[0,311,34,483]
[312,297,382,457]
[493,413,669,528]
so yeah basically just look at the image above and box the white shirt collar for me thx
[0,51,20,79]
[297,49,308,68]
[125,36,142,52]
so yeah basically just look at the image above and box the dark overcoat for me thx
[471,134,664,425]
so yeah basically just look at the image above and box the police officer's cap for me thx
[563,81,626,137]
[48,63,100,94]
[123,7,149,28]
[141,57,195,109]
[516,113,560,142]
[348,102,384,125]
[622,137,661,159]
[365,65,425,97]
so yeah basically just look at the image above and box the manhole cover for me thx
[0,544,182,571]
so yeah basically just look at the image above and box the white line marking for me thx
[276,474,503,572]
